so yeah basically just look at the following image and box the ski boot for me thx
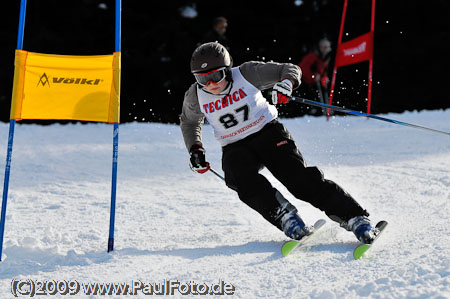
[281,211,313,240]
[347,216,378,244]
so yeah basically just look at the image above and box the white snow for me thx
[0,109,449,298]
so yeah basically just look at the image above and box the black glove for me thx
[189,144,210,174]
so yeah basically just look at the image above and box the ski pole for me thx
[210,167,225,181]
[290,96,450,137]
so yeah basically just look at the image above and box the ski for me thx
[353,220,388,260]
[281,219,326,257]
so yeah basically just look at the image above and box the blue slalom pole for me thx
[107,0,121,253]
[108,124,119,252]
[291,96,450,137]
[16,0,27,50]
[0,121,16,261]
[0,0,27,261]
[114,0,121,53]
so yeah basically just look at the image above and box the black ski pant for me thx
[222,119,368,230]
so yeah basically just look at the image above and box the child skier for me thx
[180,42,378,243]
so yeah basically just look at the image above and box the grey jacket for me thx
[179,61,302,151]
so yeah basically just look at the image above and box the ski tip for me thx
[314,219,326,229]
[281,240,300,257]
[353,244,371,260]
[376,220,388,230]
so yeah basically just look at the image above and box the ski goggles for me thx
[193,67,227,86]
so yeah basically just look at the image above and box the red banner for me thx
[335,31,373,67]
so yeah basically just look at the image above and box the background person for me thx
[298,37,332,114]
[201,16,231,51]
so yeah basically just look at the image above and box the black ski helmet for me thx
[190,42,233,81]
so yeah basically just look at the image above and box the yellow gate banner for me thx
[10,50,120,123]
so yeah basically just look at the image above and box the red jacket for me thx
[299,51,330,87]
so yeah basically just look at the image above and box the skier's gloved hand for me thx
[189,144,210,174]
[271,79,293,104]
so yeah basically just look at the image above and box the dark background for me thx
[1,0,449,124]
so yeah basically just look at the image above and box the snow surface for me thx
[0,110,449,298]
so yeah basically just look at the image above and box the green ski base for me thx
[281,219,326,257]
[353,220,388,260]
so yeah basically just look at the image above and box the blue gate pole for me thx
[108,0,121,253]
[0,0,27,261]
